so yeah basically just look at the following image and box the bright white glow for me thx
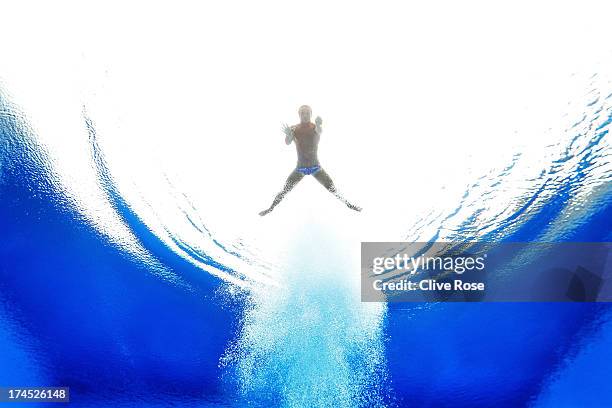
[1,1,611,280]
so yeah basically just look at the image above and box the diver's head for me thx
[298,105,312,124]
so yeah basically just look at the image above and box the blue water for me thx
[0,77,611,408]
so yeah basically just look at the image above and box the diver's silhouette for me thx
[259,105,361,216]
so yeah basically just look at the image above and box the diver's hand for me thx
[282,123,294,137]
[314,116,323,135]
[282,123,295,145]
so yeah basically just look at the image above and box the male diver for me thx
[259,105,361,216]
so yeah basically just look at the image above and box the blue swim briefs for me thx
[297,165,321,175]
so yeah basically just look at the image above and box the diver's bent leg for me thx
[259,170,304,216]
[313,168,362,212]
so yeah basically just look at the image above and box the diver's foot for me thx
[347,203,362,212]
[259,208,272,216]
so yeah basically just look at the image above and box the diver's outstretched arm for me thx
[313,168,362,212]
[259,169,304,216]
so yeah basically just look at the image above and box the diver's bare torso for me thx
[292,122,320,168]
